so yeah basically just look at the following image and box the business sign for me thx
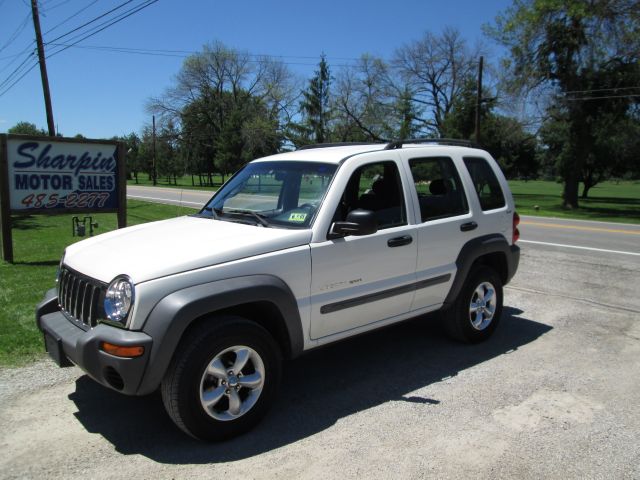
[0,134,126,262]
[6,137,120,212]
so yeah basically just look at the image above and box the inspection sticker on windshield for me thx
[289,212,307,222]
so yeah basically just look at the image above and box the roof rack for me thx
[384,138,478,150]
[297,142,382,151]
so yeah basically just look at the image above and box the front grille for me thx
[57,267,106,327]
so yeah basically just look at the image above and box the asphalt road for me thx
[128,185,213,209]
[0,186,638,478]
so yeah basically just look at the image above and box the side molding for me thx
[137,274,303,395]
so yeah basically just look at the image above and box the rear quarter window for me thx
[463,157,506,211]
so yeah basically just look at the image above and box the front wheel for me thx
[161,316,282,441]
[444,266,503,343]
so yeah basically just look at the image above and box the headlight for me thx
[104,275,135,326]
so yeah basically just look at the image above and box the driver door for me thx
[309,156,417,339]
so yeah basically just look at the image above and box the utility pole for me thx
[474,55,484,145]
[31,0,55,137]
[152,115,157,185]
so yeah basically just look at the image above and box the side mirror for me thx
[331,209,377,237]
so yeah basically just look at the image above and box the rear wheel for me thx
[161,316,282,441]
[444,266,503,343]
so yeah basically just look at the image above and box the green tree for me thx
[156,120,182,184]
[291,55,332,146]
[487,0,640,207]
[111,132,142,182]
[149,41,294,180]
[395,86,421,140]
[441,78,539,179]
[123,132,142,183]
[215,91,280,176]
[7,121,46,135]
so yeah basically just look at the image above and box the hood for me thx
[63,216,312,284]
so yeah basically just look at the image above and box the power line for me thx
[0,12,31,54]
[47,1,157,49]
[46,42,361,68]
[41,0,74,12]
[0,0,159,98]
[0,41,36,74]
[46,0,160,59]
[43,0,100,35]
[49,43,363,61]
[0,52,36,90]
[0,56,37,98]
[46,0,135,44]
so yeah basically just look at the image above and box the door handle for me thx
[460,221,478,232]
[387,235,413,247]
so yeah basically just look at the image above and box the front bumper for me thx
[36,288,153,395]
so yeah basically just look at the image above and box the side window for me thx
[409,157,469,222]
[333,161,406,230]
[463,157,506,211]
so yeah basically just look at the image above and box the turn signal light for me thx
[100,342,145,358]
[513,211,521,243]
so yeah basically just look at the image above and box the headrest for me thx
[372,178,386,195]
[429,179,448,195]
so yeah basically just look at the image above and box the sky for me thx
[0,0,513,139]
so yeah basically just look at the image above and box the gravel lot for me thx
[1,245,639,479]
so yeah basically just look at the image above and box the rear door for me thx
[400,153,475,311]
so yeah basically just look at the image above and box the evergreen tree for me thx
[292,55,332,146]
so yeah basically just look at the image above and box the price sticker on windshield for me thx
[289,212,307,222]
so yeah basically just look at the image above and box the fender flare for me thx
[136,274,303,395]
[443,234,519,307]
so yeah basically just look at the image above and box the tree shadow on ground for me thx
[578,205,640,220]
[13,260,59,266]
[69,307,551,463]
[10,215,55,231]
[582,197,640,206]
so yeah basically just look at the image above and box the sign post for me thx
[0,134,126,263]
[0,135,12,262]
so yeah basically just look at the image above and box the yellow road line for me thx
[521,221,640,235]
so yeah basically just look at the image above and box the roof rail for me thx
[384,138,478,150]
[297,142,382,151]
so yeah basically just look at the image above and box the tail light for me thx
[512,211,520,243]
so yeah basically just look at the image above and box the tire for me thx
[161,316,282,441]
[444,266,503,343]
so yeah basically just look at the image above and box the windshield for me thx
[199,161,338,228]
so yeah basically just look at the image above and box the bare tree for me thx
[147,41,299,134]
[332,54,401,141]
[393,27,479,136]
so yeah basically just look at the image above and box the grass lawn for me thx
[510,180,640,224]
[0,200,193,367]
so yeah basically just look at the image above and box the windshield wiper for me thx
[202,206,222,220]
[224,209,271,227]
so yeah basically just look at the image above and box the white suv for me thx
[36,139,520,441]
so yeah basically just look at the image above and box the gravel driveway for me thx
[1,245,639,479]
